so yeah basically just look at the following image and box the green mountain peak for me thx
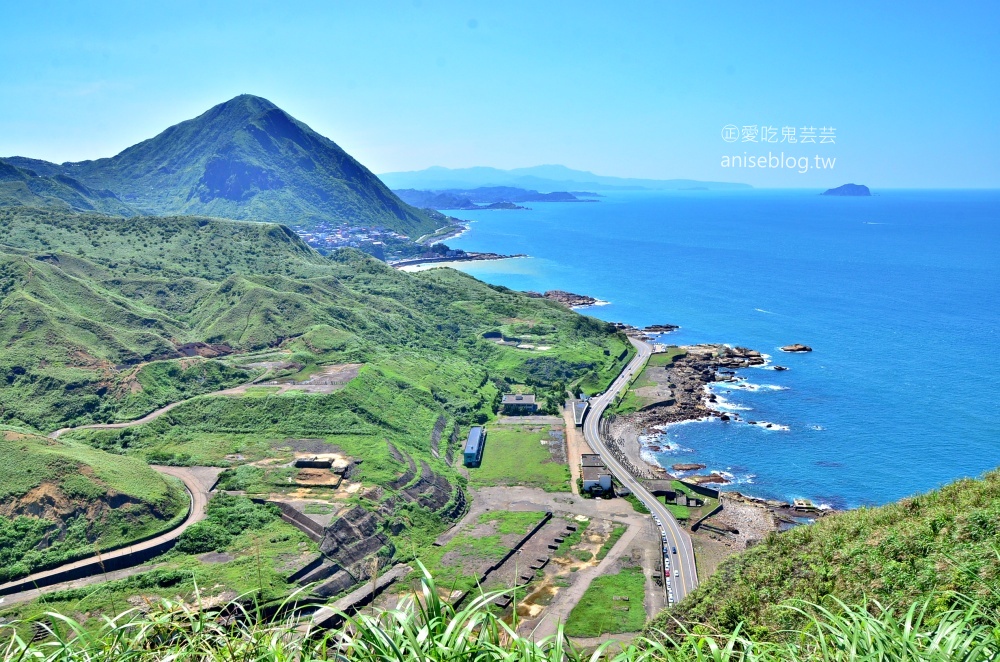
[4,97,441,237]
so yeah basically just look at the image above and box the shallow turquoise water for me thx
[441,190,1000,508]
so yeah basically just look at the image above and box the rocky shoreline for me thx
[612,321,680,336]
[630,344,766,430]
[599,340,834,560]
[602,344,767,484]
[524,289,605,308]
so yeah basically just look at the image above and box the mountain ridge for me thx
[0,158,136,216]
[379,164,753,192]
[4,95,442,237]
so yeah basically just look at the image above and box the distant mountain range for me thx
[2,95,442,237]
[379,165,752,192]
[393,186,597,210]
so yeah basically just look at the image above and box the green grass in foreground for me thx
[466,425,571,492]
[656,467,1000,642]
[2,567,999,661]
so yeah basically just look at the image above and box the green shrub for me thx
[175,520,231,554]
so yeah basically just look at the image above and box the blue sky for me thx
[1,2,997,187]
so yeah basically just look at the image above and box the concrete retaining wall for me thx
[690,503,724,532]
[0,536,180,597]
[254,499,324,542]
[679,480,721,500]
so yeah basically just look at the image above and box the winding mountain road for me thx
[47,382,263,440]
[0,466,217,598]
[583,338,699,602]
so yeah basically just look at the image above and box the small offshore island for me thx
[822,183,871,196]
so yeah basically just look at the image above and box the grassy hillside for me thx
[3,572,997,660]
[651,469,1000,640]
[0,430,187,583]
[0,159,136,216]
[0,206,630,602]
[0,207,630,431]
[5,95,442,237]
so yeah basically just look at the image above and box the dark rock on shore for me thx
[642,324,679,334]
[543,290,599,307]
[626,344,767,430]
[672,463,706,472]
[822,183,871,196]
[689,473,731,485]
[610,322,680,337]
[780,344,812,353]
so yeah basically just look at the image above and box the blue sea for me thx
[434,190,999,508]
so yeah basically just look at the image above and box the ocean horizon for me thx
[431,189,999,509]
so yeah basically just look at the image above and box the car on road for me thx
[672,547,677,554]
[665,569,670,577]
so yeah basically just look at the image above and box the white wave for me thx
[710,393,752,412]
[639,432,693,454]
[811,425,825,431]
[651,416,714,432]
[699,469,757,486]
[720,380,787,392]
[573,299,611,308]
[745,420,790,431]
[754,308,776,315]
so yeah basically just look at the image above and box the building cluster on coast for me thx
[290,221,409,252]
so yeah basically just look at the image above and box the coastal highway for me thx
[582,337,699,602]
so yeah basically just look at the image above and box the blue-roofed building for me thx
[463,426,486,466]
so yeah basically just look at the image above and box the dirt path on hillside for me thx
[47,380,264,440]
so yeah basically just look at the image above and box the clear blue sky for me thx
[1,1,997,187]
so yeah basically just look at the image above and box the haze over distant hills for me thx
[379,165,752,192]
[2,95,441,237]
